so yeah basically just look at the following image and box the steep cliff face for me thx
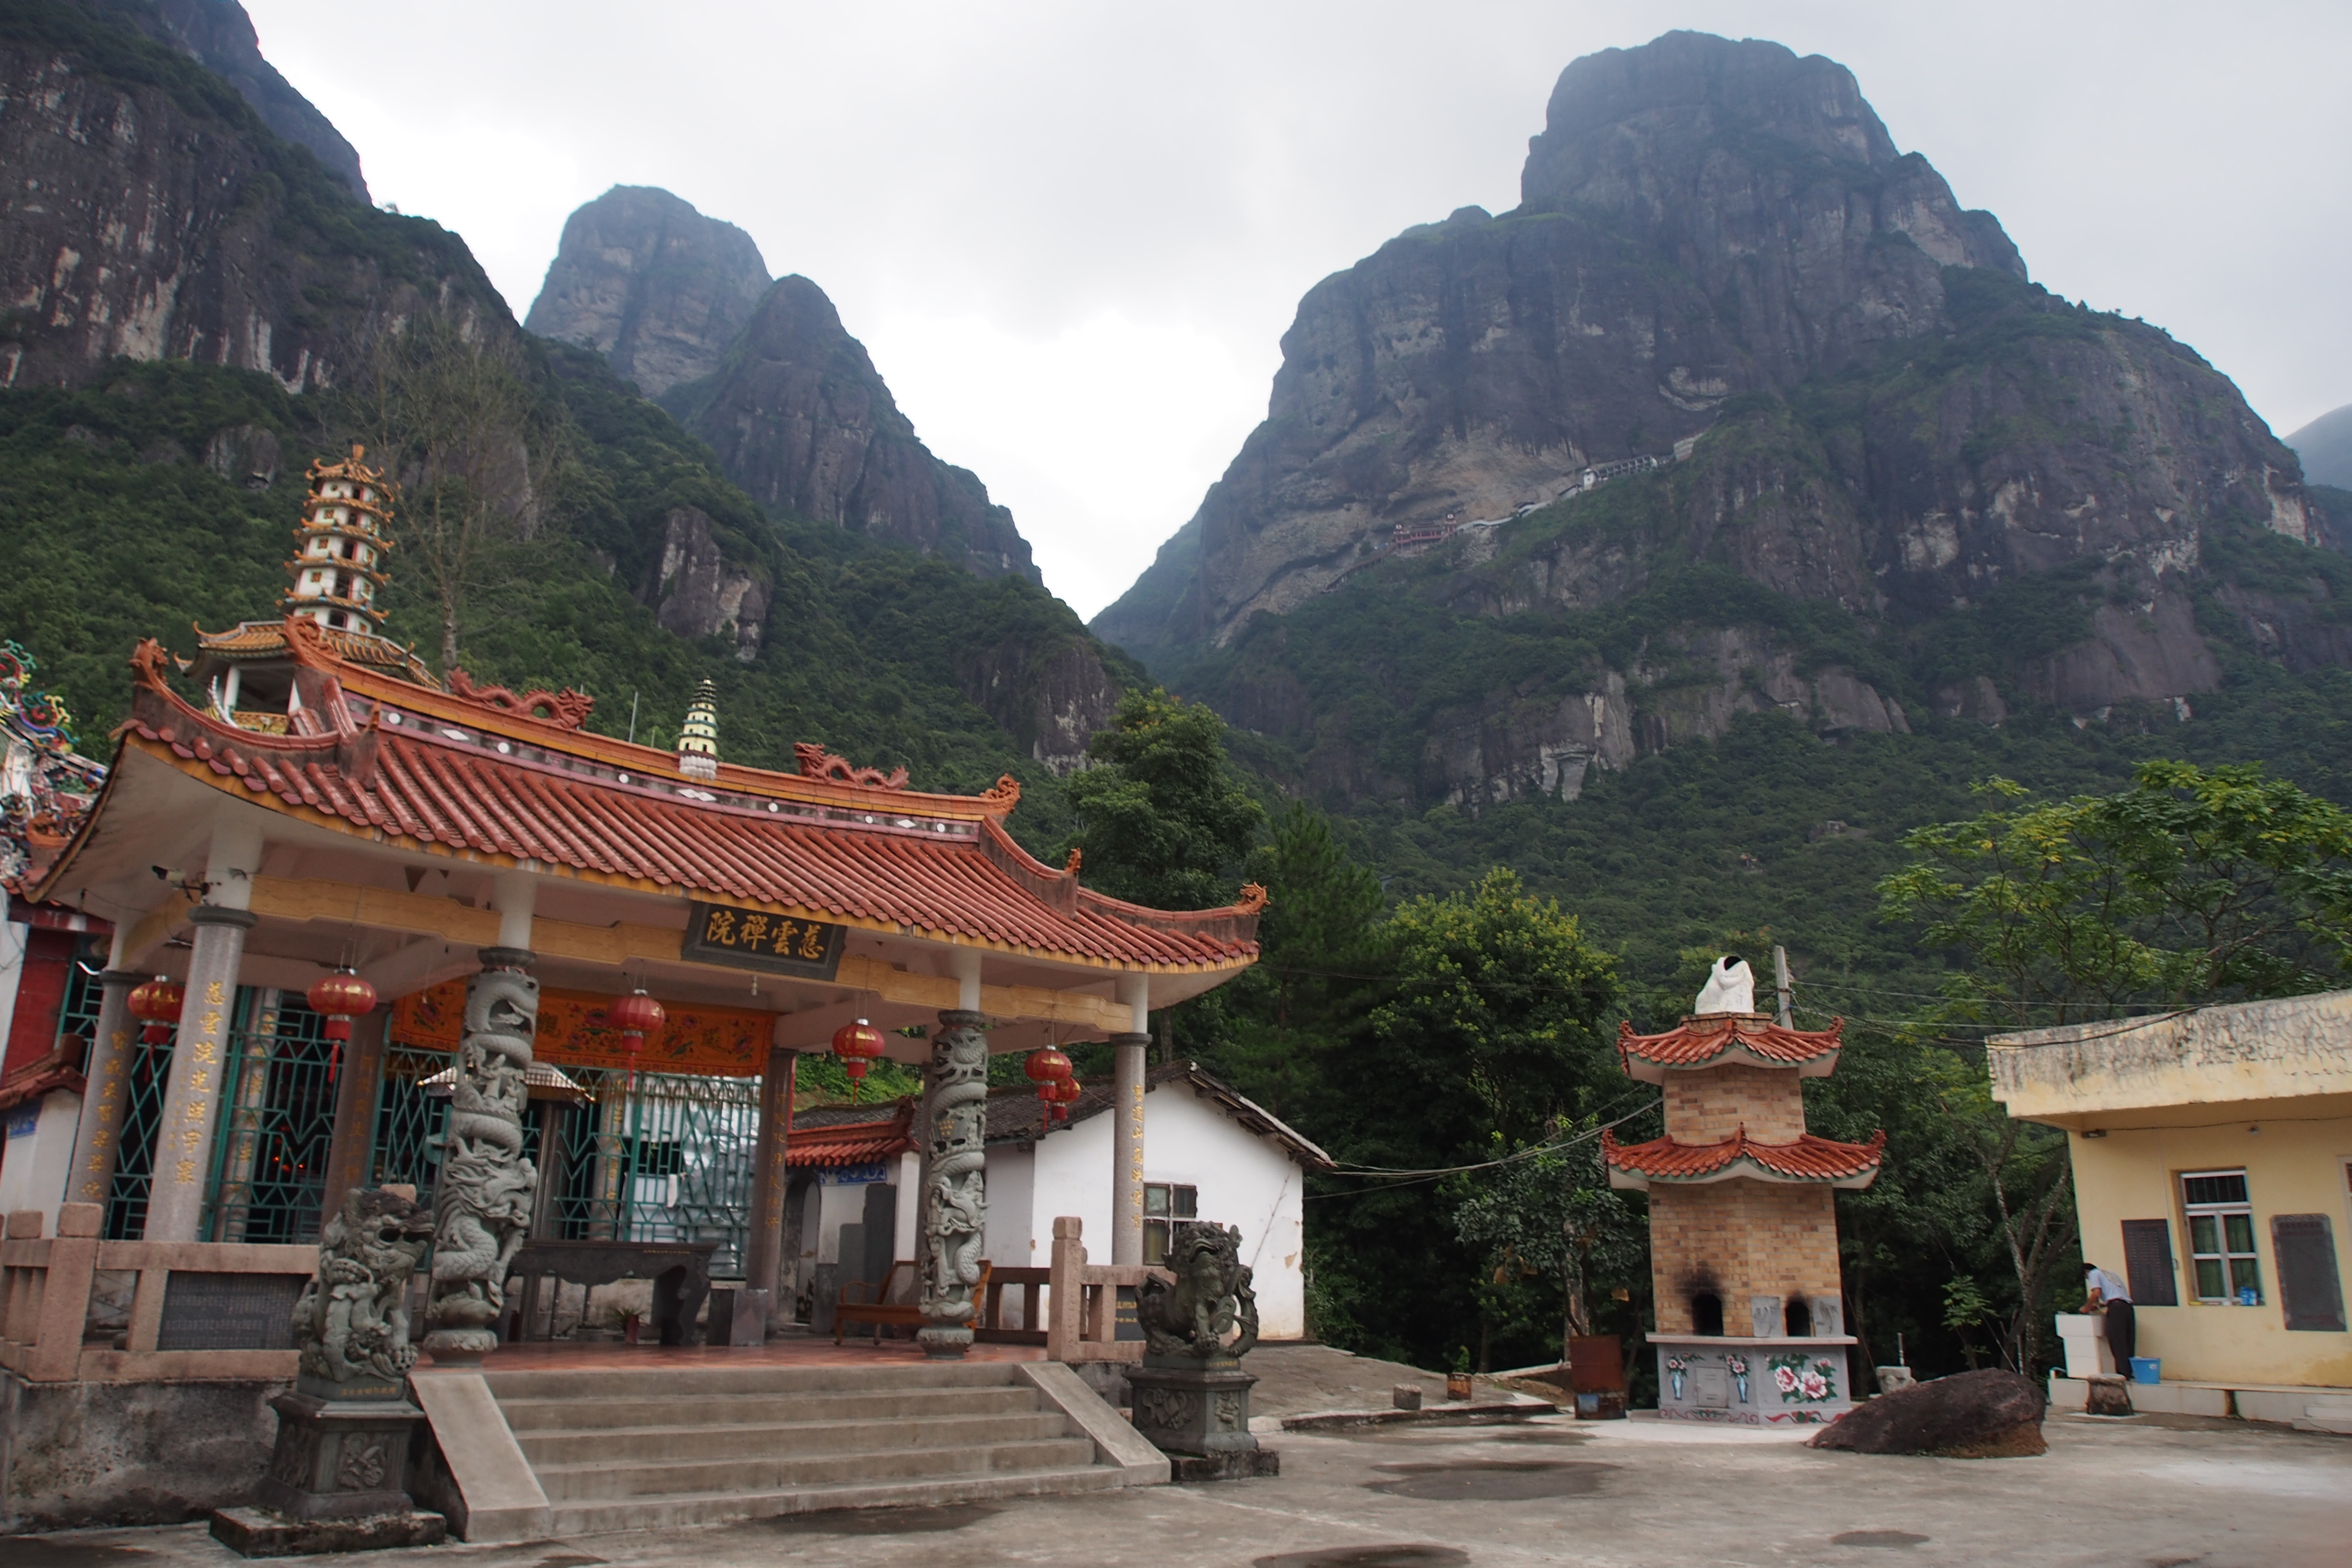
[642,505,769,662]
[132,0,369,198]
[524,186,770,396]
[670,274,1039,582]
[0,2,495,390]
[1095,32,2308,666]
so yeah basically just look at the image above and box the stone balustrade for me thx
[0,1202,312,1383]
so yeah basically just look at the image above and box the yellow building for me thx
[1990,991,2352,1428]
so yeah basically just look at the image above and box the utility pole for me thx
[1773,945,1793,1028]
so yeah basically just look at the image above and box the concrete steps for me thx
[473,1361,1141,1533]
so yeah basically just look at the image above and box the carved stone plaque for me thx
[156,1271,306,1351]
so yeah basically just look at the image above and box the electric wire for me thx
[1306,1095,1661,1198]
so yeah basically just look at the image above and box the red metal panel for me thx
[3,927,77,1077]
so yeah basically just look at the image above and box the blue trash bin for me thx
[2129,1356,2161,1385]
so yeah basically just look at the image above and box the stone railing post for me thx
[29,1202,102,1381]
[1047,1216,1086,1361]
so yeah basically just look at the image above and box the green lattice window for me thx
[202,988,341,1244]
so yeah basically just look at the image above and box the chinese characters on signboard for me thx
[682,901,846,981]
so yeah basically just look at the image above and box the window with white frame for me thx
[2182,1169,2262,1304]
[1143,1182,1197,1265]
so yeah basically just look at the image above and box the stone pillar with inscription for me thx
[64,967,141,1212]
[917,1010,988,1359]
[319,1007,392,1221]
[741,1041,797,1335]
[143,906,256,1242]
[1111,1032,1149,1266]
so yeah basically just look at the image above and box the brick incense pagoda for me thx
[1602,969,1884,1424]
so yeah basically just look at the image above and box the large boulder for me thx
[1808,1368,2046,1458]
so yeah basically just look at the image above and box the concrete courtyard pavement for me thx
[15,1407,2349,1568]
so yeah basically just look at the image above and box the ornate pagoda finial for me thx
[677,678,719,781]
[285,444,397,634]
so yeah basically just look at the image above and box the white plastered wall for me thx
[993,1080,1310,1340]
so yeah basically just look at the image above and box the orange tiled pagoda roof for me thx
[1615,1013,1846,1082]
[1601,1126,1885,1190]
[41,620,1262,972]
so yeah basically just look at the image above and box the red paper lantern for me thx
[831,1018,887,1101]
[127,976,185,1044]
[1044,1073,1084,1125]
[609,989,667,1086]
[1023,1046,1074,1087]
[306,970,377,1043]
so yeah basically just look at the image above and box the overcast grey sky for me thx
[244,1,2350,619]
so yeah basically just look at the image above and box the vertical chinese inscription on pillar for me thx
[178,978,227,1185]
[918,1011,988,1355]
[83,1030,127,1199]
[423,955,538,1361]
[1128,1075,1145,1232]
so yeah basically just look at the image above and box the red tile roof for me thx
[1615,1014,1846,1081]
[49,639,1262,972]
[1601,1126,1885,1190]
[785,1104,916,1167]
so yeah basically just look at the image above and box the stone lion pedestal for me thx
[210,1188,446,1556]
[1128,1221,1280,1482]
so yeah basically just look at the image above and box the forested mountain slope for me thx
[0,0,1124,808]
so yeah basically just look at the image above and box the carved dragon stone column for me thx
[917,1010,988,1359]
[420,948,538,1366]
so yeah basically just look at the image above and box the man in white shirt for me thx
[2084,1263,2135,1374]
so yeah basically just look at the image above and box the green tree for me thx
[1880,760,2352,1028]
[1208,802,1390,1114]
[1062,687,1264,911]
[1872,758,2352,1376]
[348,313,573,672]
[1452,1122,1646,1368]
[1308,868,1627,1366]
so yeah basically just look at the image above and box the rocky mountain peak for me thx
[525,185,771,396]
[1094,29,2322,816]
[1527,31,1898,188]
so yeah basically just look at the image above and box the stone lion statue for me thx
[292,1187,435,1387]
[1137,1220,1259,1361]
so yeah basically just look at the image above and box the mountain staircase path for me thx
[416,1359,1162,1538]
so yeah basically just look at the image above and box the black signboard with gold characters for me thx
[683,901,847,980]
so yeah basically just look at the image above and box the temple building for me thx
[0,446,1266,1528]
[1602,972,1884,1423]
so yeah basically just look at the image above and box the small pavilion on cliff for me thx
[1601,974,1884,1423]
[17,445,1263,1354]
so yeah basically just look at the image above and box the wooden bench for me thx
[835,1259,992,1344]
[978,1266,1050,1345]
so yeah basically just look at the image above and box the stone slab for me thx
[1016,1360,1169,1483]
[407,1369,550,1541]
[208,1505,446,1557]
[1169,1448,1281,1482]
